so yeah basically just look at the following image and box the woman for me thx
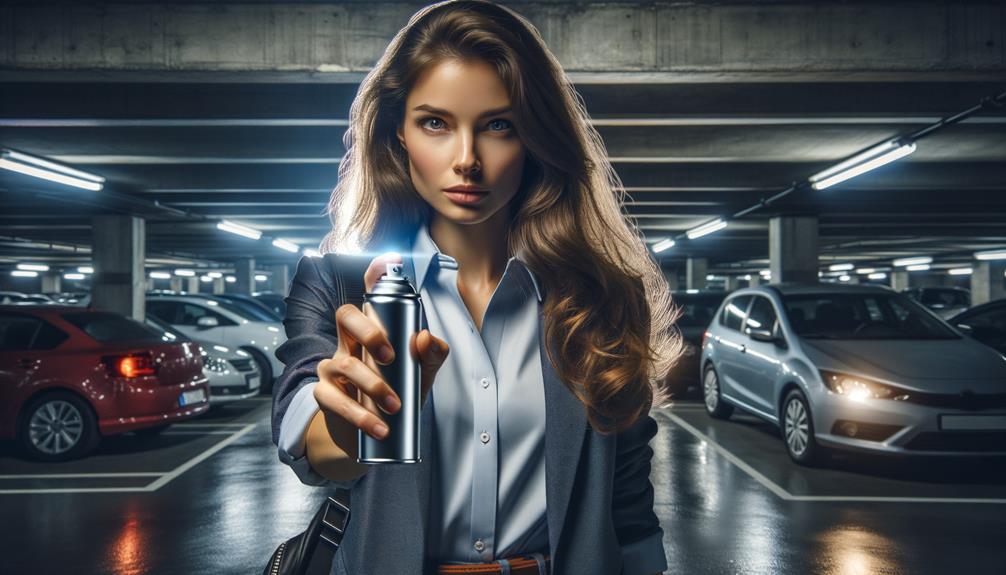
[272,2,683,574]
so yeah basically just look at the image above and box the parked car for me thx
[903,286,971,319]
[949,298,1006,355]
[251,292,287,318]
[145,294,286,393]
[0,305,210,461]
[212,293,283,322]
[0,291,29,305]
[144,315,262,404]
[664,290,728,397]
[700,283,1006,465]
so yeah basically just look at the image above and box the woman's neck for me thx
[428,209,511,290]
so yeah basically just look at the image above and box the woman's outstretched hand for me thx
[314,251,449,441]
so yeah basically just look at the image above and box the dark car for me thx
[664,290,728,397]
[0,305,210,461]
[950,298,1006,355]
[903,286,971,320]
[252,292,286,318]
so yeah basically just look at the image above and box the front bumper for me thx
[206,368,262,404]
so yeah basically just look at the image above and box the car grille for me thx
[228,358,257,373]
[904,431,1006,452]
[904,392,1006,411]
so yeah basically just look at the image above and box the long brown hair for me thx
[320,0,682,434]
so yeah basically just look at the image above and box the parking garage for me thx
[1,2,1005,574]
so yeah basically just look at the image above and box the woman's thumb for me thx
[419,330,448,368]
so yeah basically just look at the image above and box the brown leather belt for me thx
[436,553,550,575]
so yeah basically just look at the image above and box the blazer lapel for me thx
[540,311,589,563]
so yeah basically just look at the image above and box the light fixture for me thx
[303,248,322,258]
[200,276,213,283]
[810,139,917,190]
[974,249,1006,261]
[272,238,300,253]
[839,275,851,281]
[207,272,223,278]
[11,270,38,278]
[63,273,85,280]
[217,220,262,240]
[948,267,973,276]
[741,274,752,281]
[906,264,930,271]
[150,272,171,279]
[829,263,854,272]
[78,266,94,274]
[685,289,699,294]
[17,263,49,272]
[893,256,932,267]
[686,219,727,240]
[652,238,675,253]
[174,269,196,277]
[868,272,887,280]
[225,276,236,283]
[0,149,105,191]
[255,274,268,282]
[855,268,876,275]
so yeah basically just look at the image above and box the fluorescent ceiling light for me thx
[893,256,932,267]
[174,269,195,277]
[17,263,49,272]
[217,220,262,240]
[741,274,752,280]
[868,272,887,280]
[686,219,727,240]
[974,249,1006,261]
[810,140,916,190]
[828,263,854,271]
[207,272,223,278]
[652,238,675,253]
[948,267,973,275]
[303,248,322,258]
[272,238,300,253]
[200,276,213,282]
[854,268,875,274]
[225,276,236,283]
[150,272,171,279]
[685,289,699,294]
[0,149,105,191]
[839,275,851,281]
[63,273,85,280]
[11,270,38,277]
[255,274,268,282]
[78,266,93,274]
[906,264,930,271]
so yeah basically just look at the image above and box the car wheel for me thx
[242,346,273,395]
[18,391,100,462]
[702,366,734,420]
[134,424,171,437]
[781,389,829,466]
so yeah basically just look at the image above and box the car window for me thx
[214,298,280,322]
[745,296,778,335]
[782,293,959,340]
[964,306,1006,330]
[921,289,969,308]
[61,312,165,344]
[674,296,726,328]
[177,303,236,327]
[147,300,181,324]
[0,315,42,351]
[31,321,69,349]
[720,295,753,331]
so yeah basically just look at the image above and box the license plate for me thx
[179,389,206,406]
[940,414,1006,431]
[247,375,260,390]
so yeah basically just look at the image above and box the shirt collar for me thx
[410,221,544,303]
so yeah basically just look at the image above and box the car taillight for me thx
[111,353,157,378]
[702,331,710,347]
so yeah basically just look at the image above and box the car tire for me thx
[702,365,734,420]
[242,346,274,395]
[134,424,171,437]
[781,388,830,466]
[17,391,100,462]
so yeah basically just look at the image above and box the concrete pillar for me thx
[686,258,707,290]
[748,274,761,287]
[769,215,819,283]
[234,257,255,295]
[170,276,183,292]
[91,215,145,320]
[664,269,680,291]
[890,270,910,291]
[41,273,61,293]
[267,264,290,295]
[212,277,226,294]
[185,277,199,293]
[972,261,1006,306]
[724,276,740,292]
[914,273,943,288]
[144,277,154,291]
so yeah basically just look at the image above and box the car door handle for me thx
[16,358,34,369]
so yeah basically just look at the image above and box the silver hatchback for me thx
[700,283,1006,465]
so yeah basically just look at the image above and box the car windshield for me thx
[209,298,279,322]
[919,288,969,308]
[144,315,191,342]
[673,294,727,327]
[782,293,960,340]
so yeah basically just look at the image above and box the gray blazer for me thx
[272,255,665,575]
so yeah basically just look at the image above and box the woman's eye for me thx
[420,117,445,131]
[488,119,513,132]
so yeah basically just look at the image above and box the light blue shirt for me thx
[277,222,666,572]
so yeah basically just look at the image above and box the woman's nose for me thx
[453,131,481,175]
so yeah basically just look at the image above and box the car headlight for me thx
[203,355,230,374]
[818,370,911,402]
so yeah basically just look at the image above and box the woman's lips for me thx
[443,189,489,205]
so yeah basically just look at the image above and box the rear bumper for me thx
[97,377,210,435]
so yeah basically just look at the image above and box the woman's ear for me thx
[396,123,407,151]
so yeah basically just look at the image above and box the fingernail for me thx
[379,345,394,363]
[373,423,389,439]
[384,395,401,413]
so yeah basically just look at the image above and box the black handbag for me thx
[264,253,374,575]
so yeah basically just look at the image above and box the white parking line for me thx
[0,423,256,495]
[662,410,1006,504]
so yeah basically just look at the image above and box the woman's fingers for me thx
[335,303,396,365]
[314,362,390,440]
[319,355,401,415]
[413,329,450,402]
[364,252,403,292]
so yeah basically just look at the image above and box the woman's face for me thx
[397,58,526,226]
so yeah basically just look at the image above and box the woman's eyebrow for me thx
[413,104,512,117]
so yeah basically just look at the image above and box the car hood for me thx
[800,337,1006,394]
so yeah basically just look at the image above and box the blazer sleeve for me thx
[612,412,668,575]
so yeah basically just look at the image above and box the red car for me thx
[0,305,210,461]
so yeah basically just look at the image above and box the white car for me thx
[145,295,286,393]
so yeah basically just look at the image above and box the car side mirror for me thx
[746,327,774,342]
[196,316,219,328]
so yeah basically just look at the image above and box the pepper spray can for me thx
[358,262,423,464]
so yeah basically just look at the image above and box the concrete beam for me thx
[2,2,1002,82]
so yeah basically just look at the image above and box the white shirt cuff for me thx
[621,528,667,575]
[277,379,361,490]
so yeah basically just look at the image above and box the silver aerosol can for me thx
[358,262,423,464]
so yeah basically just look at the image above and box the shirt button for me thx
[474,539,485,552]
[480,431,490,444]
[480,377,489,388]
